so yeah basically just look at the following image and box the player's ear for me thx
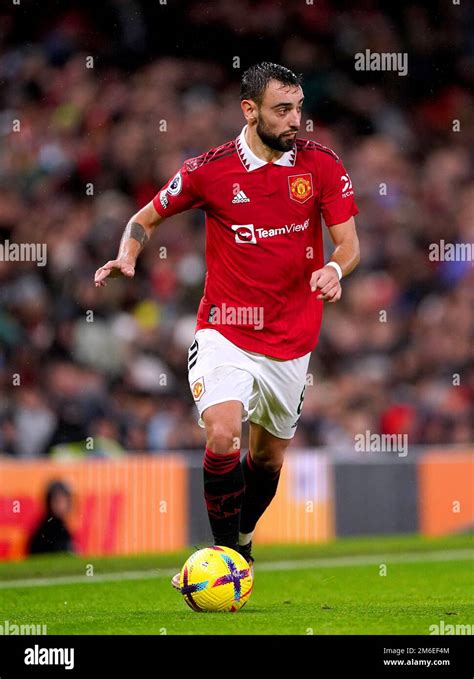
[241,99,257,123]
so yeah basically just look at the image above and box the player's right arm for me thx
[94,161,204,288]
[94,202,163,287]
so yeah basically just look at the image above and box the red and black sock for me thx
[240,451,282,534]
[203,446,245,549]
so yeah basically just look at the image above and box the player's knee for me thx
[252,453,283,475]
[206,424,241,455]
[262,459,283,475]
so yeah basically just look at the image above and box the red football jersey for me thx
[152,126,358,360]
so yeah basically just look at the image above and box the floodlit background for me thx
[0,0,472,559]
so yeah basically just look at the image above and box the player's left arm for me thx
[310,216,360,302]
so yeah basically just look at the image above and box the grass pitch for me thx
[0,534,472,635]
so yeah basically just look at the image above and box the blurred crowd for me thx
[0,1,472,457]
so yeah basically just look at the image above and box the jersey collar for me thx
[236,125,297,171]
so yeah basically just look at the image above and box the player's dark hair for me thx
[240,62,303,105]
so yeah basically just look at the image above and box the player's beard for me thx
[256,116,297,153]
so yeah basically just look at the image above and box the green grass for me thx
[0,534,472,635]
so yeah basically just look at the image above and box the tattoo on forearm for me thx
[124,221,149,248]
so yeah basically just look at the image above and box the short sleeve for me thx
[320,155,359,227]
[152,162,205,218]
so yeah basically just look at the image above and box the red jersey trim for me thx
[324,203,359,227]
[185,141,236,173]
[295,138,341,161]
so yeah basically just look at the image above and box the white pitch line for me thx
[0,549,472,590]
[256,549,474,571]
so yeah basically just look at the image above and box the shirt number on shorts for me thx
[297,385,306,415]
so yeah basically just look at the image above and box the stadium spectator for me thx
[27,480,75,555]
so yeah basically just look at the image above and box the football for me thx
[179,546,253,612]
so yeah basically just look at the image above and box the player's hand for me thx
[310,265,342,303]
[94,258,135,287]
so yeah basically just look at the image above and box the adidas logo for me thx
[232,190,250,204]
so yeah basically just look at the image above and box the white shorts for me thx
[187,329,311,439]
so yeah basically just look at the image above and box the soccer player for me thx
[94,62,360,588]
